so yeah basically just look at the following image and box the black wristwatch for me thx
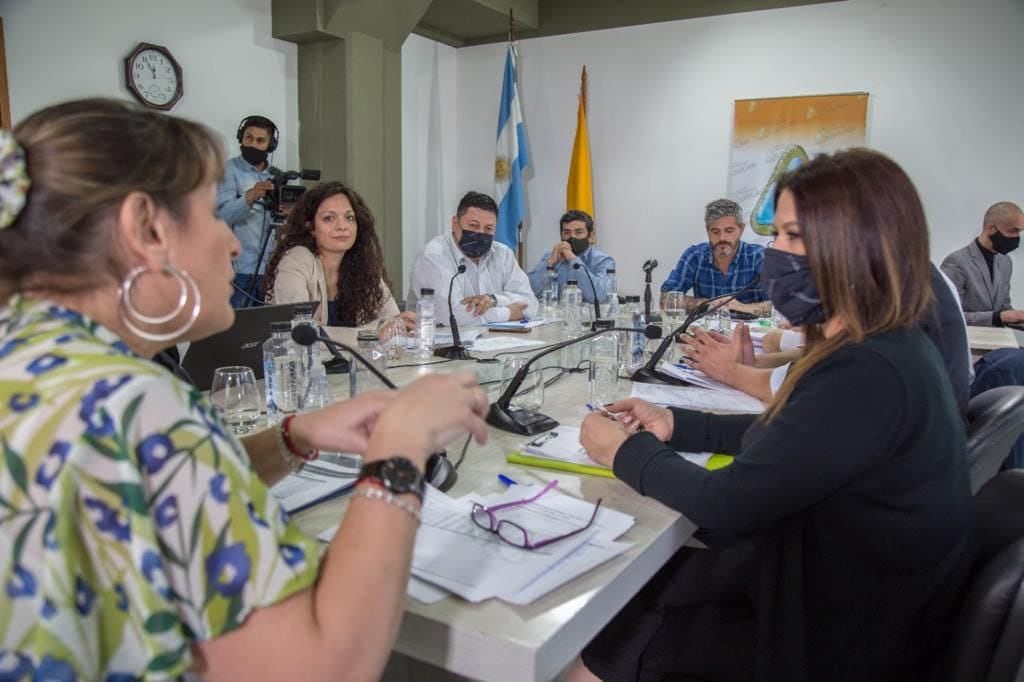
[358,457,425,502]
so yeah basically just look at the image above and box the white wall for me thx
[443,0,1024,303]
[401,33,459,299]
[2,0,299,168]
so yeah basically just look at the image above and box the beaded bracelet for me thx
[353,485,422,523]
[277,415,319,473]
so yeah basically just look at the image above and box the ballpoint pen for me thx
[497,474,518,486]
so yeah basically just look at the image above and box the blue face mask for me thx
[458,230,493,259]
[760,248,825,326]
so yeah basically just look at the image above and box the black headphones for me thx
[236,115,279,153]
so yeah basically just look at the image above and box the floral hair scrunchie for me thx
[0,130,30,230]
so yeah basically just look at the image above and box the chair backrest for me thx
[949,471,1024,682]
[965,386,1024,493]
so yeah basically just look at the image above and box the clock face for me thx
[128,48,180,107]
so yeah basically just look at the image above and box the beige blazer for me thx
[267,246,400,346]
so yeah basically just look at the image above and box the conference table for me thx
[290,324,700,682]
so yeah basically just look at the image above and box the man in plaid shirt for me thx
[661,198,770,317]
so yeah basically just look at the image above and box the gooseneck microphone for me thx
[487,325,660,435]
[291,325,457,491]
[642,259,659,322]
[437,264,473,360]
[572,262,603,325]
[632,276,761,386]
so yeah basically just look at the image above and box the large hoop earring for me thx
[119,265,201,343]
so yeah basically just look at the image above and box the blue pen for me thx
[498,474,518,486]
[520,317,530,324]
[586,403,617,419]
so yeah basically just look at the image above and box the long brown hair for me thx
[1,98,223,299]
[765,148,933,419]
[263,182,388,326]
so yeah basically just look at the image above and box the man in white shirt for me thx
[411,191,538,327]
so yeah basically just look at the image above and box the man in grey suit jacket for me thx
[940,201,1024,327]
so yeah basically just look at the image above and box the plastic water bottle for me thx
[589,319,619,405]
[631,306,648,370]
[357,329,389,381]
[561,279,584,367]
[562,280,583,335]
[263,321,301,425]
[301,361,332,412]
[416,288,436,359]
[604,268,619,319]
[543,266,559,316]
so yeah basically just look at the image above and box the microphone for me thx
[437,264,472,360]
[641,259,659,322]
[290,325,458,491]
[572,262,603,325]
[632,277,761,386]
[487,325,660,435]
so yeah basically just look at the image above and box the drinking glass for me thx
[378,317,408,361]
[579,305,594,333]
[500,356,545,412]
[663,291,686,328]
[210,366,261,435]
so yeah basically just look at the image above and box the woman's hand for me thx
[288,391,395,455]
[365,372,489,469]
[580,413,629,468]
[603,398,674,442]
[680,326,753,387]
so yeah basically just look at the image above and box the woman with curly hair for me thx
[264,182,415,342]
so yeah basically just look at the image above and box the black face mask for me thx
[240,145,268,166]
[458,230,493,259]
[567,237,590,256]
[990,229,1020,255]
[760,248,825,326]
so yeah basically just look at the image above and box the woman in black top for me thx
[570,149,974,682]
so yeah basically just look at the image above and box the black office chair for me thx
[948,471,1024,682]
[965,386,1024,493]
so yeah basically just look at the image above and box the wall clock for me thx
[124,42,183,110]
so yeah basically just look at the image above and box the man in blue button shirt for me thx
[216,115,278,308]
[661,198,770,316]
[528,210,615,304]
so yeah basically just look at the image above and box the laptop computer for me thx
[181,301,320,391]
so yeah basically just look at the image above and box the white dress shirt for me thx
[410,232,539,326]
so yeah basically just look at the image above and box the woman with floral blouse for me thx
[0,98,489,680]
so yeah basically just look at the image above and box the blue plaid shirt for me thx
[661,241,768,303]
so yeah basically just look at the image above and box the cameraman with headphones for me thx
[217,115,279,307]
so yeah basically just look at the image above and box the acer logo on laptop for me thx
[241,341,261,350]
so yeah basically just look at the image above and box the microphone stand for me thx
[572,262,603,328]
[631,277,762,386]
[487,326,651,435]
[292,326,455,490]
[436,265,473,360]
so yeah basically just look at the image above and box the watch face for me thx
[129,48,180,107]
[382,457,422,491]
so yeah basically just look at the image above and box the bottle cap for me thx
[625,295,641,303]
[606,268,616,274]
[567,279,578,286]
[271,321,291,333]
[357,330,380,341]
[594,319,615,330]
[546,266,555,271]
[420,288,435,296]
[292,302,315,316]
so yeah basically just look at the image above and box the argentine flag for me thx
[494,44,530,249]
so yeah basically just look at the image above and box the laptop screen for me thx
[180,301,320,391]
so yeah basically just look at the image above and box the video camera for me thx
[255,167,321,217]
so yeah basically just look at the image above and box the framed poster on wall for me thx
[728,93,869,241]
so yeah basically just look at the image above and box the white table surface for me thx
[291,324,698,682]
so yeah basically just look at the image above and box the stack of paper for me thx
[318,484,635,605]
[271,460,358,513]
[514,424,715,471]
[467,336,546,353]
[486,318,554,330]
[632,380,765,414]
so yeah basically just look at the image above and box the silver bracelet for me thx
[353,485,422,523]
